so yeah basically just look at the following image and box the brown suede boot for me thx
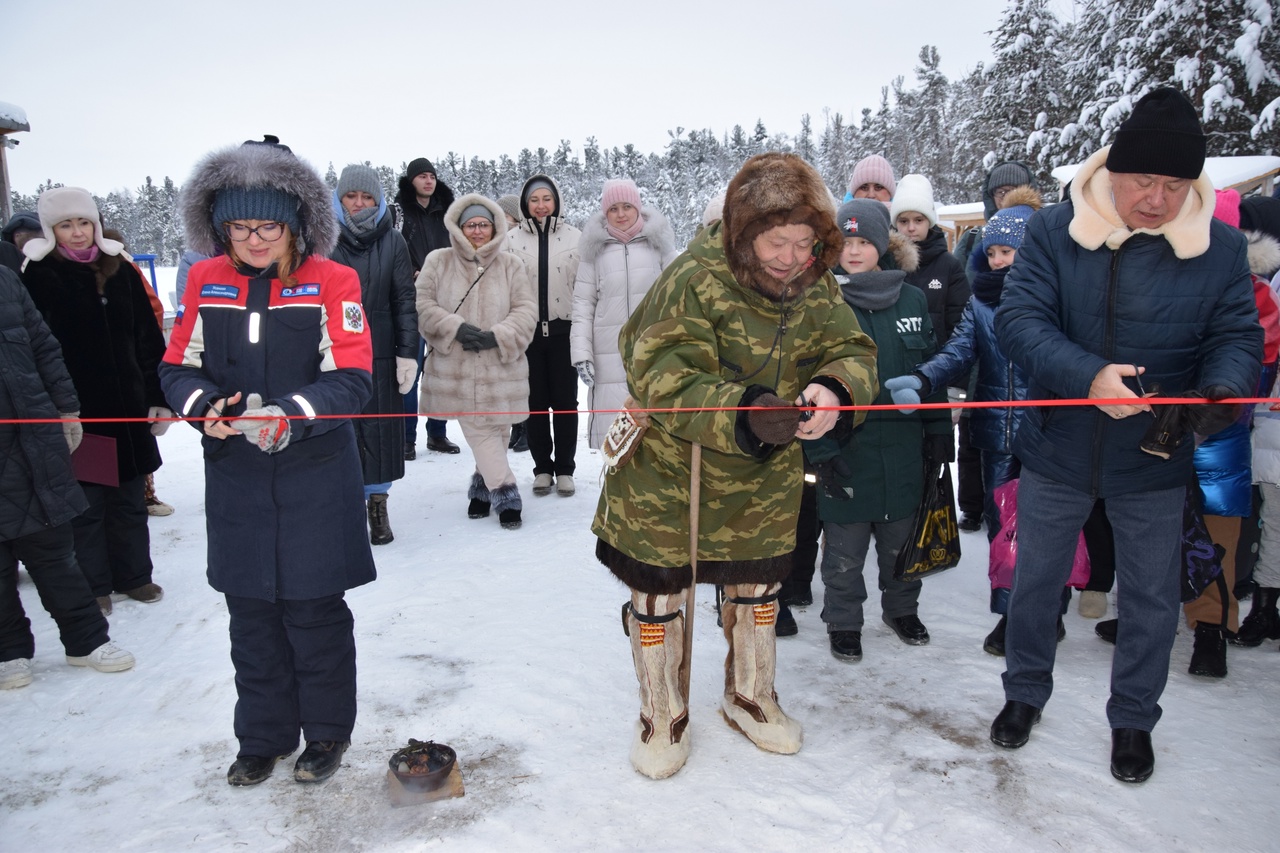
[720,582,802,754]
[624,590,690,779]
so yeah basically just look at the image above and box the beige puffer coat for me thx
[416,194,537,426]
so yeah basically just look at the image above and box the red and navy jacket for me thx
[160,255,372,444]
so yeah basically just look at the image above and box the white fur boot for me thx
[625,590,691,779]
[720,583,803,754]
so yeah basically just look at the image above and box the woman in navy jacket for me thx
[161,139,374,788]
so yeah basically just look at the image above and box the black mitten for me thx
[1185,384,1241,436]
[813,456,854,501]
[924,432,955,465]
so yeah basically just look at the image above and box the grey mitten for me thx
[226,393,291,453]
[61,412,83,453]
[148,406,174,436]
[574,360,595,387]
[456,322,483,352]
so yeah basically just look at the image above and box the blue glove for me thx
[884,375,923,414]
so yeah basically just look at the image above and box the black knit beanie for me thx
[406,158,436,178]
[1105,88,1206,179]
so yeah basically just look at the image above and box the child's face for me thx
[895,212,931,243]
[986,244,1017,270]
[840,237,880,274]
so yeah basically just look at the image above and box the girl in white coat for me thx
[570,180,678,448]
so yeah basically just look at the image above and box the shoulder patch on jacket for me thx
[342,301,366,333]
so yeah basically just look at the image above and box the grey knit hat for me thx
[835,199,891,256]
[458,203,494,226]
[336,164,381,199]
[497,194,521,222]
[987,162,1034,192]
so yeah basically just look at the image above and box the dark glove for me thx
[1186,384,1241,436]
[924,432,955,465]
[1140,401,1187,459]
[746,392,801,445]
[813,456,854,501]
[471,330,498,350]
[456,322,483,351]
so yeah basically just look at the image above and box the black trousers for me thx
[957,418,984,516]
[526,332,578,477]
[782,479,821,599]
[0,523,109,660]
[225,593,357,758]
[1083,499,1116,593]
[73,474,153,597]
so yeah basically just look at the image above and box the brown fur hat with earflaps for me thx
[721,153,842,300]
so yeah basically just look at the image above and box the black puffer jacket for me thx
[0,266,87,540]
[21,252,166,482]
[395,177,456,271]
[902,225,970,346]
[329,207,418,485]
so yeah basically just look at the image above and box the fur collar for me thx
[1245,230,1280,278]
[442,193,509,265]
[577,206,676,264]
[1068,148,1214,259]
[883,231,920,273]
[1000,185,1043,212]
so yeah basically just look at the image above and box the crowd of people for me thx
[3,87,1280,791]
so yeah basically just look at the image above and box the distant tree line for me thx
[9,0,1277,262]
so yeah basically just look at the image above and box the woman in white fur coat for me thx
[416,195,537,529]
[570,179,678,448]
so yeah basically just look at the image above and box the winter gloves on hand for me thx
[746,392,802,445]
[148,406,174,436]
[924,432,955,465]
[1186,385,1241,436]
[575,360,595,387]
[395,356,417,395]
[884,374,925,414]
[61,412,83,453]
[813,456,854,501]
[455,323,498,352]
[226,393,291,453]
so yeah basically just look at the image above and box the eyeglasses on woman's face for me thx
[225,221,286,242]
[462,220,493,232]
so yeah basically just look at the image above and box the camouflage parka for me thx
[591,221,878,568]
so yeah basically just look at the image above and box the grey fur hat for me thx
[180,142,337,257]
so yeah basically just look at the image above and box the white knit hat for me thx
[889,174,938,228]
[23,186,126,261]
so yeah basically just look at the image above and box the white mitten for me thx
[574,360,595,388]
[396,356,418,394]
[148,406,174,436]
[61,412,84,453]
[226,393,291,453]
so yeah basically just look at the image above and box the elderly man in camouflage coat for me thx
[593,153,879,779]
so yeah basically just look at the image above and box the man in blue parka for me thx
[988,88,1263,784]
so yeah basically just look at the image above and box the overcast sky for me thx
[6,0,1022,196]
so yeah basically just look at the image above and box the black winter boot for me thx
[467,472,491,519]
[1230,587,1280,647]
[774,600,798,637]
[1188,623,1228,678]
[367,493,393,545]
[983,616,1007,656]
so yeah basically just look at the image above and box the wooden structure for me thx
[0,101,30,225]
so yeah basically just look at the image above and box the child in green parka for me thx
[805,199,953,663]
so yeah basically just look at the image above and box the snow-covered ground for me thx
[5,401,1280,852]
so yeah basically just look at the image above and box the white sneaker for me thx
[533,473,554,496]
[67,641,136,673]
[556,474,575,497]
[0,658,33,689]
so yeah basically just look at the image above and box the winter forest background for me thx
[9,0,1279,262]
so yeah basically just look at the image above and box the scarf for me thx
[971,266,1009,307]
[606,213,644,244]
[836,268,904,311]
[57,245,100,264]
[343,205,380,237]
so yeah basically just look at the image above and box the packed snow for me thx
[4,351,1280,852]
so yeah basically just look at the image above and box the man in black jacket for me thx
[395,158,460,456]
[988,88,1262,784]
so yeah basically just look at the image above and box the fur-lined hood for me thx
[515,174,569,233]
[577,206,676,264]
[1240,196,1280,278]
[1068,147,1214,259]
[999,185,1044,213]
[442,193,510,265]
[180,144,337,257]
[1247,230,1280,278]
[721,152,842,300]
[882,231,920,273]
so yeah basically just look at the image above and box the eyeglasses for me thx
[462,221,493,232]
[225,222,286,242]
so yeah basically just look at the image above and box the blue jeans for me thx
[1002,468,1183,731]
[819,516,919,632]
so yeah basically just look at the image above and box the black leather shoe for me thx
[883,613,930,645]
[990,700,1041,748]
[983,616,1007,656]
[426,434,461,454]
[404,443,416,461]
[958,512,983,532]
[1110,728,1154,783]
[1188,623,1228,678]
[1096,618,1117,645]
[227,753,287,786]
[294,741,349,783]
[468,498,491,519]
[829,630,862,662]
[775,601,798,637]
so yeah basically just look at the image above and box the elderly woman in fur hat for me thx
[19,187,171,619]
[160,139,375,788]
[592,152,879,779]
[416,196,536,529]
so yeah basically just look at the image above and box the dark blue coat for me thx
[995,200,1262,498]
[160,255,375,602]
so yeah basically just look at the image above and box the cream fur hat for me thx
[23,186,125,261]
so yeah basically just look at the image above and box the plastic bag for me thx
[894,463,961,580]
[1181,484,1225,603]
[988,478,1091,590]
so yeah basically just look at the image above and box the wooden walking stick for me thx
[680,442,702,700]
